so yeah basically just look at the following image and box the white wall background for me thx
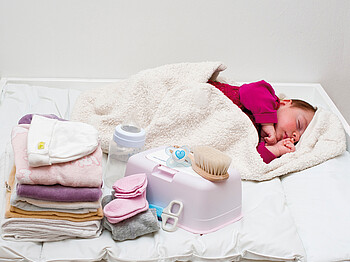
[0,0,349,122]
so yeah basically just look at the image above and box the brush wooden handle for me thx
[188,153,229,182]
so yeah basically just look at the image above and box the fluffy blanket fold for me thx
[72,62,346,181]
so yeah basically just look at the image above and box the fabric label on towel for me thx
[38,142,45,150]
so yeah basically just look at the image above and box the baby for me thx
[261,98,315,160]
[208,80,316,163]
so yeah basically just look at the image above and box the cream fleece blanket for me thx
[71,62,346,181]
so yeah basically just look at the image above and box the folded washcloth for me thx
[12,125,103,187]
[113,173,147,198]
[16,183,102,202]
[102,195,159,241]
[1,218,102,242]
[103,193,149,224]
[27,115,99,167]
[18,113,66,124]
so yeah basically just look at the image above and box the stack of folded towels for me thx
[1,114,104,242]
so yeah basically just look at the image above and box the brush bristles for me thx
[193,146,232,176]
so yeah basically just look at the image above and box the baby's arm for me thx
[239,80,280,124]
[265,138,295,158]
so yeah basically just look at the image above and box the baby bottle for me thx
[104,124,146,188]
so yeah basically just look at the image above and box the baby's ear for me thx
[280,99,292,106]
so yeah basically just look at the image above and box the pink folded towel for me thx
[113,173,147,198]
[12,125,103,188]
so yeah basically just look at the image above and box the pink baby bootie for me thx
[113,173,147,199]
[103,173,149,224]
[103,193,149,224]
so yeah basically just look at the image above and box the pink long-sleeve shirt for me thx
[208,80,280,163]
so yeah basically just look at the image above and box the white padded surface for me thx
[40,179,305,262]
[281,152,350,262]
[0,82,349,261]
[0,143,42,262]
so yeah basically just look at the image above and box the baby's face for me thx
[275,103,314,143]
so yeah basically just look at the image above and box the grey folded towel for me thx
[102,195,159,241]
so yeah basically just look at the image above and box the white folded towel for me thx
[27,115,99,167]
[1,218,102,242]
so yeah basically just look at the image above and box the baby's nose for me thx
[292,132,300,143]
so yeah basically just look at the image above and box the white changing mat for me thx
[0,142,42,262]
[40,179,305,262]
[0,82,349,262]
[282,152,350,262]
